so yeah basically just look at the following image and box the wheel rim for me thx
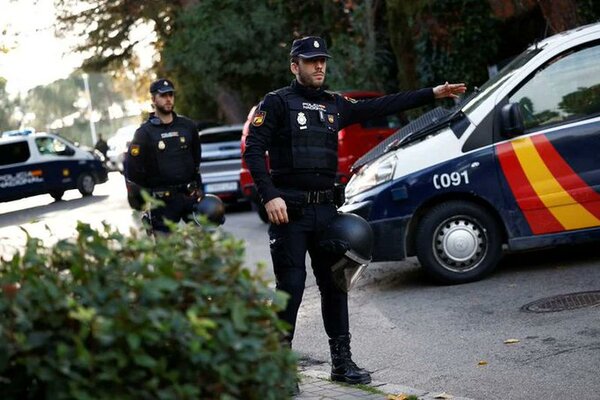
[432,215,488,273]
[82,175,94,193]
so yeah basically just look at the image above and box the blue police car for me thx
[0,130,108,202]
[341,22,600,284]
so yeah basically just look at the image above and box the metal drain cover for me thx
[522,291,600,313]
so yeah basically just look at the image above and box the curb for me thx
[300,369,476,400]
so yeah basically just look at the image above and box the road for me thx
[1,172,599,399]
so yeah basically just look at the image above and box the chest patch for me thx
[161,131,179,139]
[302,102,326,111]
[297,112,308,129]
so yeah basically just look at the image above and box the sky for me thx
[0,0,84,97]
[0,0,155,98]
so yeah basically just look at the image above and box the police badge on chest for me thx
[297,112,308,130]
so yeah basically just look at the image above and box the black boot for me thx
[329,334,371,384]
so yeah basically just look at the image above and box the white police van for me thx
[0,130,108,202]
[341,22,600,284]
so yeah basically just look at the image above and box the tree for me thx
[162,0,291,122]
[56,0,398,123]
[0,78,18,131]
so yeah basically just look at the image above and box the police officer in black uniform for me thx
[243,36,466,385]
[125,78,202,234]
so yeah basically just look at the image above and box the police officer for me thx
[125,78,202,234]
[243,36,466,385]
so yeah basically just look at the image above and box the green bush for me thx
[0,222,297,399]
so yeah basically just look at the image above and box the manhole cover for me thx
[522,291,600,313]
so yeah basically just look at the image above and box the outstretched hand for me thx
[433,82,467,99]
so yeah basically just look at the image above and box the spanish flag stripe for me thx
[530,134,600,218]
[496,142,563,234]
[512,136,600,230]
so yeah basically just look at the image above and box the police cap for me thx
[290,36,331,59]
[149,78,175,94]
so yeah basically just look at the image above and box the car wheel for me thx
[415,200,503,284]
[50,190,64,201]
[77,173,95,196]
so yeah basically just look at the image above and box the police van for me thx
[340,22,600,284]
[0,130,108,202]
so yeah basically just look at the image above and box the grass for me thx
[332,380,419,399]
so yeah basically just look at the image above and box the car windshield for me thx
[461,47,543,115]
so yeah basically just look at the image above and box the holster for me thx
[280,190,306,221]
[334,183,346,207]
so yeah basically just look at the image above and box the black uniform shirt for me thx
[125,112,201,189]
[244,81,434,204]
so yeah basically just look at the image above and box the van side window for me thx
[0,141,31,165]
[35,137,73,156]
[508,43,600,131]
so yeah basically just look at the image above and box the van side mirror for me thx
[500,103,524,137]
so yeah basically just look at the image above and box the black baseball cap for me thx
[149,78,175,94]
[290,36,331,59]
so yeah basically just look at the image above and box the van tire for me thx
[415,200,502,284]
[50,190,64,201]
[77,173,95,196]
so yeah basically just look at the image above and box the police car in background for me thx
[0,130,108,202]
[341,22,600,284]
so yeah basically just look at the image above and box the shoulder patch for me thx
[130,144,140,156]
[252,110,266,127]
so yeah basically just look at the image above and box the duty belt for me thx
[305,189,334,204]
[151,181,197,198]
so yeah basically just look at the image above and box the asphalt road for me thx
[1,172,599,400]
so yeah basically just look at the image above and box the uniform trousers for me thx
[149,192,197,233]
[268,203,348,341]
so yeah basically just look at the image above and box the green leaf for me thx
[134,353,157,368]
[127,334,141,351]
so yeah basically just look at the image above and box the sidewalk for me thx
[296,370,475,400]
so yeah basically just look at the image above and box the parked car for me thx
[107,124,137,172]
[340,22,600,284]
[239,91,405,222]
[199,124,246,204]
[0,130,108,202]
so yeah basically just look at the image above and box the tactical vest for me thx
[147,126,196,186]
[271,87,339,175]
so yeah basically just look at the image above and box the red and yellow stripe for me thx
[497,134,600,235]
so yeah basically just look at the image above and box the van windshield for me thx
[461,47,543,114]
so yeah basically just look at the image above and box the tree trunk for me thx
[537,0,580,33]
[385,0,421,90]
[214,85,246,124]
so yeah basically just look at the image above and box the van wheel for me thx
[50,191,64,201]
[415,200,502,284]
[77,173,95,196]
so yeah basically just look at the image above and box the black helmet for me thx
[319,213,374,292]
[192,194,226,225]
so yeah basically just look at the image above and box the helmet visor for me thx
[330,251,370,292]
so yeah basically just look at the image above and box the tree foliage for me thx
[414,0,500,88]
[53,0,600,123]
[162,0,291,122]
[163,0,395,121]
[0,78,19,131]
[54,0,176,72]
